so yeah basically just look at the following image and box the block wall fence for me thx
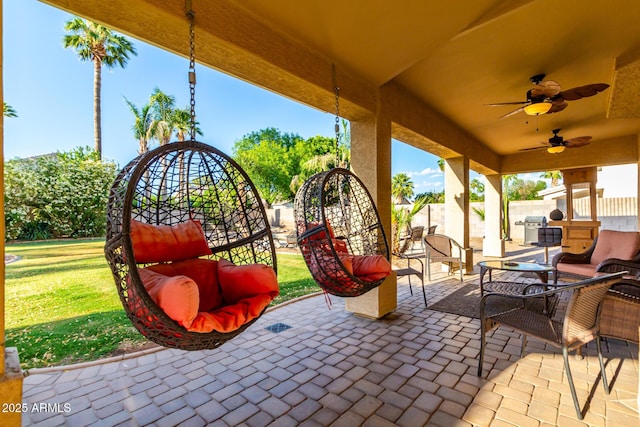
[270,197,638,245]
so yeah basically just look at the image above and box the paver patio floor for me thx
[21,246,639,426]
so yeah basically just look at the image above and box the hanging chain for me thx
[332,64,340,167]
[187,3,197,142]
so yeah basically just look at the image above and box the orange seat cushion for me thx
[217,258,279,305]
[130,219,211,263]
[139,257,279,334]
[188,294,275,333]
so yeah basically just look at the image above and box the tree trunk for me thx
[93,59,102,158]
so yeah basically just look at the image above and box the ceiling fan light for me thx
[523,101,552,116]
[547,145,565,154]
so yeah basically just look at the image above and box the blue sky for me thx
[3,0,447,194]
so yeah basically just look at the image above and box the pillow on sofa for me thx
[217,258,279,305]
[130,219,211,263]
[138,268,199,329]
[146,258,222,312]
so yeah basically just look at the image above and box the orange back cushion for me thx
[217,258,279,305]
[130,219,212,263]
[591,230,640,265]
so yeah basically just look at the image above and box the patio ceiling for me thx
[41,0,640,175]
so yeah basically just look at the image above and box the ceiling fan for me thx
[487,74,609,119]
[520,129,591,154]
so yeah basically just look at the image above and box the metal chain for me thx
[332,64,340,167]
[187,5,197,142]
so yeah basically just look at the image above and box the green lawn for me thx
[5,239,318,370]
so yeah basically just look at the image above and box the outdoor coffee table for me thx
[478,260,555,313]
[478,260,553,291]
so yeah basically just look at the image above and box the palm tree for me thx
[392,173,414,204]
[3,102,17,117]
[64,17,136,158]
[149,88,176,146]
[124,98,154,154]
[540,170,563,187]
[172,107,202,142]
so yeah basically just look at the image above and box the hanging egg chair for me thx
[104,5,278,351]
[294,167,391,297]
[105,141,279,350]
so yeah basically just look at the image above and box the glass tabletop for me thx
[477,260,554,272]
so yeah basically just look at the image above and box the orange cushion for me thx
[351,255,392,277]
[187,294,274,333]
[217,258,279,305]
[332,239,349,254]
[130,219,211,263]
[138,268,199,329]
[146,259,222,312]
[591,230,640,266]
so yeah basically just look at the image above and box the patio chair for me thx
[596,259,640,344]
[552,229,640,283]
[424,233,465,281]
[408,225,425,251]
[477,272,625,420]
[393,232,427,307]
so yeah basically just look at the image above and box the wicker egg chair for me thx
[105,141,277,351]
[294,168,391,297]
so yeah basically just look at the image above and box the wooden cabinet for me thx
[548,220,600,253]
[550,167,600,254]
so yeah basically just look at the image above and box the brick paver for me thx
[20,245,638,426]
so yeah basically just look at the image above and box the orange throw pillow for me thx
[217,258,279,305]
[138,268,199,329]
[146,259,222,312]
[351,255,392,278]
[130,219,211,263]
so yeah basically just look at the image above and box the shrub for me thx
[4,147,118,240]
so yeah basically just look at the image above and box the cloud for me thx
[407,167,442,177]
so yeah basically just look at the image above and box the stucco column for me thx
[444,157,473,272]
[344,103,397,319]
[483,174,505,257]
[1,1,24,424]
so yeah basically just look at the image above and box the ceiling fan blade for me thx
[519,141,550,151]
[559,83,609,101]
[484,101,529,106]
[531,80,561,98]
[546,100,568,114]
[519,145,548,151]
[499,106,525,119]
[565,136,592,148]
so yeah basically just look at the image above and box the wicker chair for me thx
[596,259,640,344]
[393,233,426,307]
[477,272,625,420]
[552,230,640,283]
[424,234,465,281]
[294,168,391,297]
[105,141,277,350]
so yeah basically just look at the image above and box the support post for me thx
[444,157,473,273]
[345,97,396,318]
[0,1,24,424]
[483,174,505,257]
